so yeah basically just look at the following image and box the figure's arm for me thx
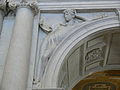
[75,15,87,21]
[39,18,52,34]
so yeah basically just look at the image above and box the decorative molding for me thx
[38,1,120,12]
[2,1,120,14]
[85,48,103,63]
[6,1,120,13]
[83,82,116,90]
[27,2,39,15]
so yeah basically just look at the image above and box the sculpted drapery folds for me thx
[34,9,87,85]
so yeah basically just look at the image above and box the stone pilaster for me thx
[1,2,38,90]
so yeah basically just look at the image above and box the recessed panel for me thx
[58,61,69,89]
[68,47,80,85]
[107,33,120,65]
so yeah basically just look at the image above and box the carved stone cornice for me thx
[38,1,120,12]
[8,1,38,15]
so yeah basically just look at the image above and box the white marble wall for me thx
[0,0,119,90]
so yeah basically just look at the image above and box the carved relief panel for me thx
[68,47,81,85]
[84,35,107,71]
[107,33,120,65]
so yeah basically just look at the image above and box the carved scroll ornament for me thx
[85,48,104,63]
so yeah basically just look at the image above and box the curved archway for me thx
[57,28,120,90]
[42,16,120,88]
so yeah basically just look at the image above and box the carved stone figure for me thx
[34,9,87,84]
[63,9,86,25]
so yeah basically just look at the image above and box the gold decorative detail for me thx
[88,83,111,90]
[73,70,120,90]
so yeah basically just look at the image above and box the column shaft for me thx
[1,7,34,90]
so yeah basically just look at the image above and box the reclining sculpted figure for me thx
[34,9,87,84]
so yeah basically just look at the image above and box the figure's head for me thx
[63,9,76,22]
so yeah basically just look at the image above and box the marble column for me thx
[1,5,35,90]
[0,10,4,35]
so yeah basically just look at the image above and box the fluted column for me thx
[1,2,38,90]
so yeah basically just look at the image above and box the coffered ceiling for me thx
[57,28,120,89]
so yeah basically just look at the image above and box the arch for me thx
[42,16,120,88]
